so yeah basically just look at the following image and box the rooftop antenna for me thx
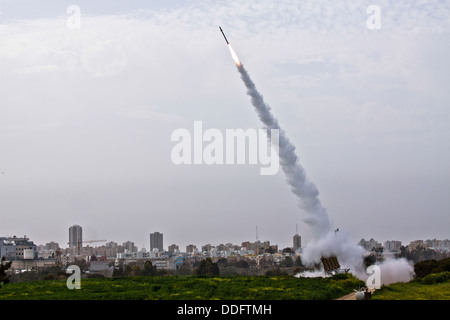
[256,226,258,241]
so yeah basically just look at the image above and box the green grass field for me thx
[372,271,450,300]
[0,273,364,300]
[3,270,449,300]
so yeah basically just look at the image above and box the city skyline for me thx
[3,218,446,253]
[3,231,450,268]
[0,1,449,253]
[4,224,447,254]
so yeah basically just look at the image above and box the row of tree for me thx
[0,254,308,285]
[0,257,12,287]
[397,245,450,263]
[113,261,159,277]
[413,257,450,278]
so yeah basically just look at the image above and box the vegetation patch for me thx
[0,273,364,300]
[372,271,450,300]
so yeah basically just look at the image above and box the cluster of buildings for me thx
[0,236,56,271]
[408,239,450,251]
[0,236,37,260]
[2,224,449,275]
[1,225,304,274]
[358,238,450,253]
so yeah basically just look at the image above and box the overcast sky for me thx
[1,0,449,251]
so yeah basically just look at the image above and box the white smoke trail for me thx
[229,45,365,273]
[235,61,332,240]
[229,45,414,286]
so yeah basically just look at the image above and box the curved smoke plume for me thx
[229,44,414,285]
[236,62,332,240]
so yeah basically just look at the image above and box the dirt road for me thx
[337,289,375,300]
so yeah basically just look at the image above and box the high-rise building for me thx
[168,244,179,253]
[202,244,213,252]
[358,238,382,251]
[150,232,163,252]
[293,234,301,251]
[69,225,82,248]
[45,241,60,251]
[186,244,197,253]
[123,241,136,253]
[384,240,402,252]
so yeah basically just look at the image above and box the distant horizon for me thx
[5,227,447,253]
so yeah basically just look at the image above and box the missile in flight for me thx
[219,26,229,45]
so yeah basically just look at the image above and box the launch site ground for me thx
[1,271,449,300]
